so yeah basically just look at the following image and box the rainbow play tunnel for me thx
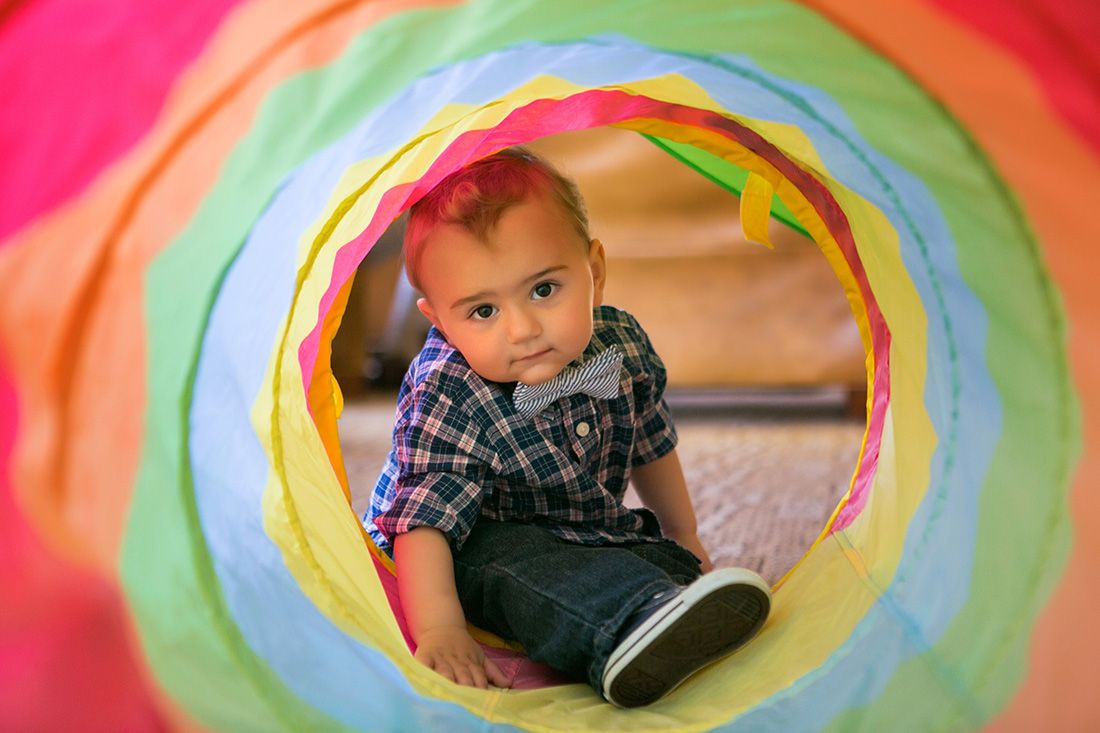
[1,1,1097,731]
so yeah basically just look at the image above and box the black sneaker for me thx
[601,567,771,708]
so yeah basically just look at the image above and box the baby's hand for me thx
[413,626,512,689]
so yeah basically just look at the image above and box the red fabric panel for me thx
[932,0,1100,156]
[0,1,243,728]
[0,365,167,732]
[0,0,244,239]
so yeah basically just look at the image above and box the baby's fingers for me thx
[427,657,458,684]
[451,660,477,688]
[483,655,511,689]
[467,662,488,689]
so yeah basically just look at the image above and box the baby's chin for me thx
[508,354,577,386]
[512,369,558,386]
[471,345,589,385]
[468,362,557,386]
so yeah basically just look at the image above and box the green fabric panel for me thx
[613,0,1077,724]
[623,22,1076,727]
[123,228,343,732]
[118,6,507,731]
[116,0,1079,729]
[820,100,1081,730]
[804,14,1081,733]
[644,134,808,237]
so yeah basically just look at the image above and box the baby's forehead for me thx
[434,192,583,247]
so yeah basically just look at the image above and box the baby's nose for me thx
[505,307,542,342]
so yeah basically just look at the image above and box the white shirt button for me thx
[575,421,591,437]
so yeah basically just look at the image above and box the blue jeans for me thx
[452,520,703,694]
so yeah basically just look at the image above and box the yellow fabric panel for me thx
[609,117,889,573]
[739,171,776,248]
[818,182,935,590]
[695,113,936,590]
[331,376,344,418]
[258,72,936,729]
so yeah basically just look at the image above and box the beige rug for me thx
[340,393,865,585]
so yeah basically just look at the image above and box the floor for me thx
[339,391,866,585]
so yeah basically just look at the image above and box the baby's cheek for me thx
[490,352,516,382]
[572,332,594,361]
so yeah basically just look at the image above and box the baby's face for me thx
[416,192,606,386]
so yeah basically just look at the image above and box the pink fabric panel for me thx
[310,93,889,690]
[298,91,889,532]
[0,366,167,731]
[0,0,244,240]
[374,552,575,690]
[0,2,244,728]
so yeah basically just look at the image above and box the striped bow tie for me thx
[513,347,624,418]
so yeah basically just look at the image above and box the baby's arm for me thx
[393,527,511,689]
[631,448,714,572]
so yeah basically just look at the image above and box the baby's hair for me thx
[404,146,590,291]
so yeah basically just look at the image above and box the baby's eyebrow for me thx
[521,265,567,287]
[449,265,567,310]
[451,289,494,310]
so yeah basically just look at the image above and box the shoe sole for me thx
[602,568,771,708]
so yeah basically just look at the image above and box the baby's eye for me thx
[532,281,557,300]
[470,304,497,320]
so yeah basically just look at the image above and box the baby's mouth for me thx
[515,348,551,363]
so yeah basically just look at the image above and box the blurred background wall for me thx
[333,126,865,400]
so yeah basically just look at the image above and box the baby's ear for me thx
[416,297,443,333]
[588,238,607,306]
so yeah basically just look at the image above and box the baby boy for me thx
[365,147,770,707]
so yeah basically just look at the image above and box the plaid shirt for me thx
[364,305,678,555]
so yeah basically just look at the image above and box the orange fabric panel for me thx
[310,274,355,500]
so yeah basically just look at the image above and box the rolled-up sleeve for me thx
[372,385,493,550]
[373,471,487,550]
